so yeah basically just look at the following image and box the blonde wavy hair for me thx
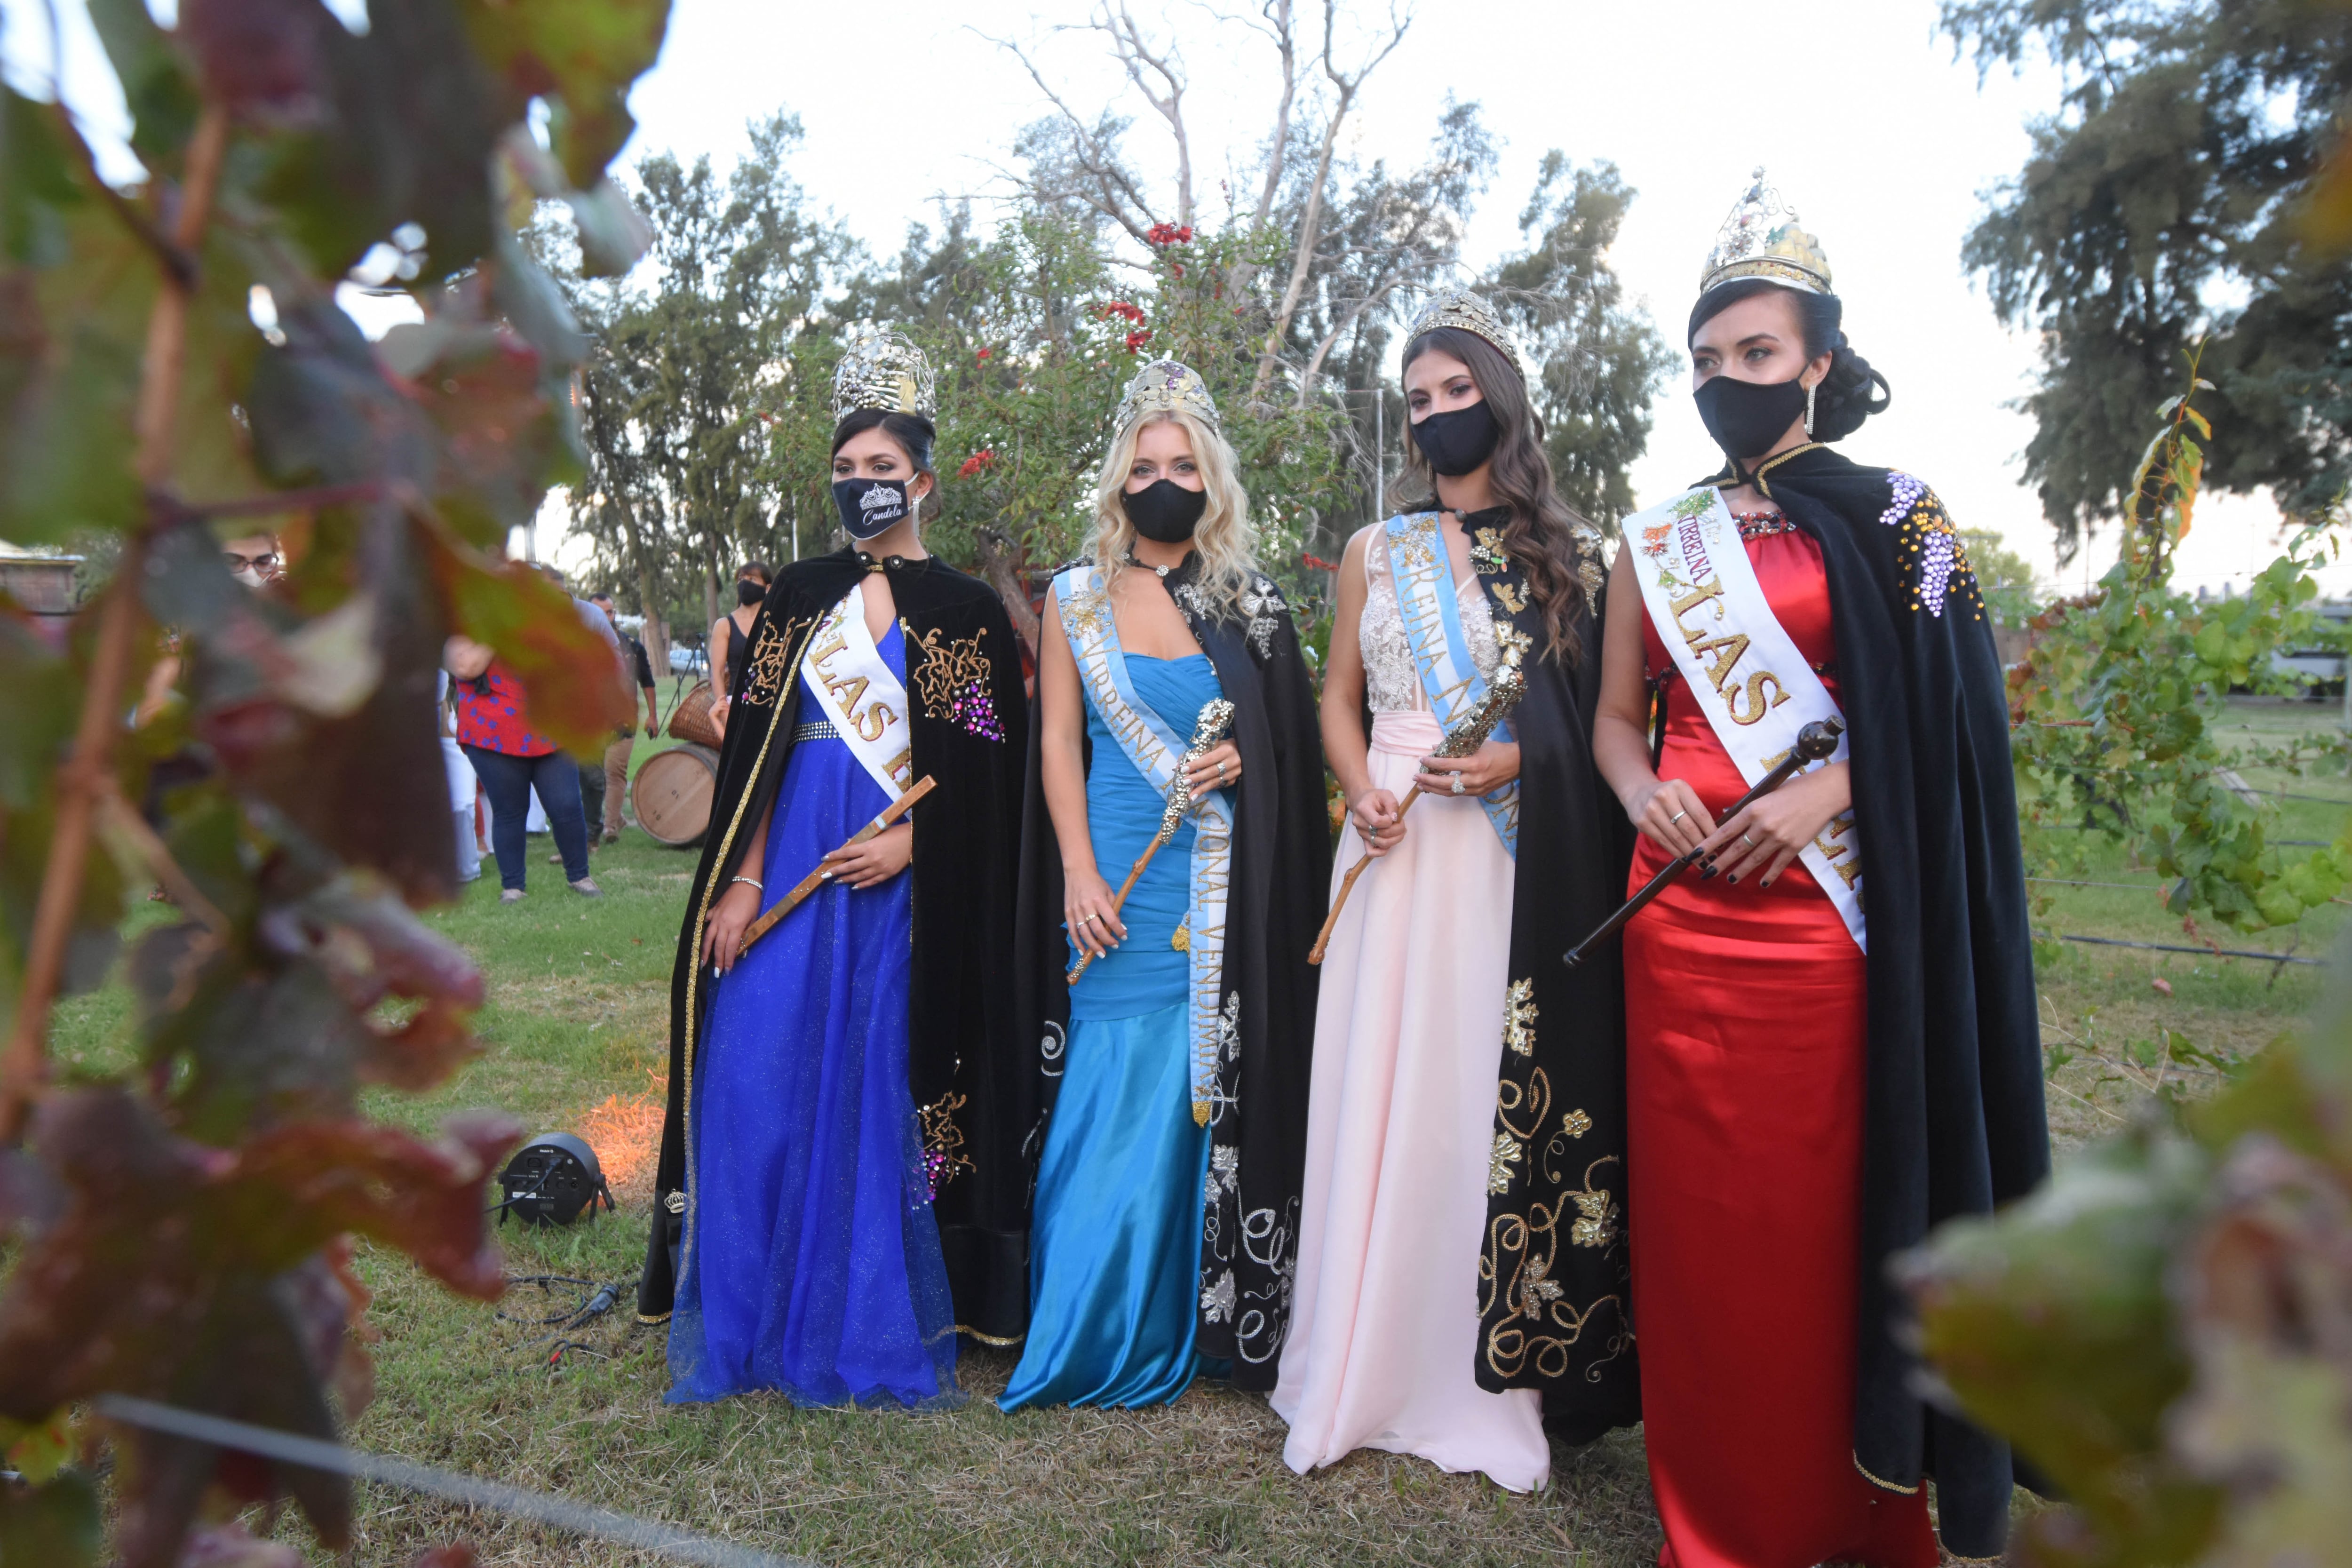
[1086,409,1259,613]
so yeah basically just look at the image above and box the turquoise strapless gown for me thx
[1001,653,1227,1410]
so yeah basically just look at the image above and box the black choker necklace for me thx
[1122,549,1187,580]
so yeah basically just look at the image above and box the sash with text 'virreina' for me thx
[1627,486,1865,949]
[1381,513,1519,856]
[1052,565,1235,1120]
[798,581,917,800]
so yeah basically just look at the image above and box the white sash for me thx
[1628,486,1865,949]
[1053,565,1234,1124]
[798,581,916,801]
[1382,513,1518,855]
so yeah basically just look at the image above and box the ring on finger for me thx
[1449,771,1465,796]
[1669,809,1687,825]
[1741,831,1757,848]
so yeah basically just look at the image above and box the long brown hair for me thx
[1393,326,1589,663]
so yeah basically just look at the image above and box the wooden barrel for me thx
[632,744,721,847]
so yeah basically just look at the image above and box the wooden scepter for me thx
[734,774,938,960]
[1308,663,1527,966]
[1560,716,1845,968]
[1067,699,1237,987]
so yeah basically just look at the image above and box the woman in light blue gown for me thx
[1003,361,1328,1409]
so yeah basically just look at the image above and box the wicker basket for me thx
[667,679,724,748]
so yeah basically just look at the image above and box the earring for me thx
[1804,381,1818,437]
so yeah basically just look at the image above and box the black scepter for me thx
[1562,716,1846,968]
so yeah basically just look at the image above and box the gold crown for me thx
[1113,359,1221,438]
[1404,289,1524,380]
[831,325,937,423]
[1698,167,1832,299]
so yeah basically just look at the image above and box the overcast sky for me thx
[4,0,2326,593]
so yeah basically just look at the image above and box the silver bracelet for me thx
[731,875,763,891]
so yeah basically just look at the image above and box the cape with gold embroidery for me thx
[1694,445,2045,1562]
[638,549,1034,1343]
[1011,552,1331,1390]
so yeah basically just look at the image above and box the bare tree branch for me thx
[1097,4,1194,228]
[1247,0,1411,407]
[1207,0,1299,299]
[971,24,1164,248]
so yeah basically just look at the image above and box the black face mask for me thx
[1409,400,1501,478]
[1694,374,1808,462]
[833,477,914,541]
[1121,479,1209,543]
[736,579,766,606]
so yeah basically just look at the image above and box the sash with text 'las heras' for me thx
[1053,565,1234,1123]
[1629,486,1865,950]
[798,580,916,800]
[1383,513,1519,856]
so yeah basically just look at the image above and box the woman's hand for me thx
[707,692,730,739]
[1064,862,1127,957]
[1625,776,1716,860]
[1414,740,1519,799]
[1702,763,1852,887]
[1349,787,1406,858]
[1181,740,1241,796]
[703,878,763,974]
[819,821,912,890]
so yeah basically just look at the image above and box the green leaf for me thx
[84,0,198,167]
[457,0,674,189]
[0,1470,98,1568]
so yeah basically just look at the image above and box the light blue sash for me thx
[1052,565,1234,1122]
[1382,514,1519,856]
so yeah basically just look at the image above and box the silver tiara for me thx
[1112,359,1221,438]
[1404,290,1524,380]
[1698,167,1833,299]
[832,325,937,423]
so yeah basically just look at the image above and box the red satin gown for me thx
[1626,520,1937,1568]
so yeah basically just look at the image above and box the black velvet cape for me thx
[1713,446,2049,1560]
[1011,555,1330,1390]
[1454,517,1642,1439]
[638,549,1035,1344]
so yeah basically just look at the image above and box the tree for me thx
[1959,527,2043,628]
[0,0,658,1561]
[1944,0,2352,557]
[555,115,850,640]
[1485,154,1674,527]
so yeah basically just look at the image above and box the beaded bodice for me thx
[1359,533,1500,714]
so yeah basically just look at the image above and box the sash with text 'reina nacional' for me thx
[798,580,916,801]
[1381,513,1519,856]
[1628,486,1865,950]
[1053,565,1235,1123]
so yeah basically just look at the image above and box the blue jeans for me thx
[463,746,590,891]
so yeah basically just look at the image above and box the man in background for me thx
[533,563,623,863]
[588,590,661,844]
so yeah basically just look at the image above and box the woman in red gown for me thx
[1593,174,2046,1566]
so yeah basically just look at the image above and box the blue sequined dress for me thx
[1001,653,1227,1410]
[667,621,958,1409]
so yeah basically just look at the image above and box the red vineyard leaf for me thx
[422,522,631,754]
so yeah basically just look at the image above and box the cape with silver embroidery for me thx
[1686,445,2046,1561]
[1011,553,1330,1390]
[1445,506,1641,1437]
[638,549,1034,1343]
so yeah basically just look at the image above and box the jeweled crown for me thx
[1403,289,1524,380]
[831,325,938,423]
[1698,167,1833,299]
[1113,359,1221,438]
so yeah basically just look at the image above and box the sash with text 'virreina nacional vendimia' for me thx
[798,581,917,800]
[1627,486,1865,950]
[1052,565,1235,1123]
[1382,513,1519,856]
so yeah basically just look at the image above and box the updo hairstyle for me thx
[1686,279,1890,442]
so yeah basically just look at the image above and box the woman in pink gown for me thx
[1274,292,1635,1489]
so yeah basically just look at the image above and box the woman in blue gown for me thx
[643,329,1034,1403]
[1004,361,1330,1408]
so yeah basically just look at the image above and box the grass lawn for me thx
[44,694,2352,1566]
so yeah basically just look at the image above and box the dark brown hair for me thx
[1394,326,1589,662]
[1687,279,1889,441]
